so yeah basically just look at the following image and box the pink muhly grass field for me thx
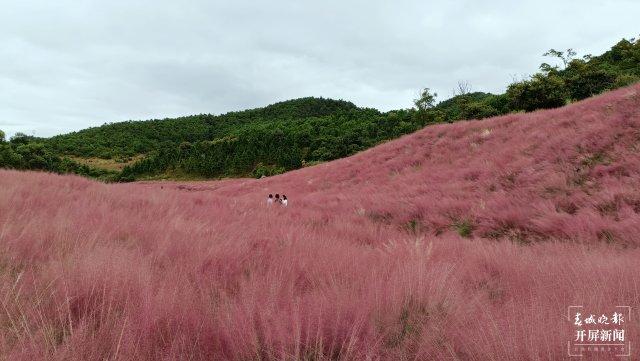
[1,84,639,360]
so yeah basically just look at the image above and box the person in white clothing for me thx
[267,194,274,206]
[281,195,288,206]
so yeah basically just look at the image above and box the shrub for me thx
[454,219,474,238]
[506,73,569,111]
[614,73,640,88]
[251,162,286,178]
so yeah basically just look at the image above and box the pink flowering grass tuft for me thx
[1,84,640,360]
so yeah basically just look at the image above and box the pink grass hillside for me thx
[1,84,640,360]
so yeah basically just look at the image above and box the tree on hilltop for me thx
[414,88,437,112]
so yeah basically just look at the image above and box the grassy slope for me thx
[0,84,639,359]
[66,155,145,172]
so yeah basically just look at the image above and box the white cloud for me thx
[1,0,638,137]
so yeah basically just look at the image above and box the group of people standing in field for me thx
[267,193,288,207]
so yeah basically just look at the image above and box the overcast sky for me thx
[1,0,639,137]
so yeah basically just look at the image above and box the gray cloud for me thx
[1,0,639,137]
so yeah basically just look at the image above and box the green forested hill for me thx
[1,37,638,181]
[46,97,359,159]
[119,106,426,180]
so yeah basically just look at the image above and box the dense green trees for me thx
[45,97,359,159]
[118,107,426,180]
[506,38,640,111]
[506,74,569,111]
[0,132,118,180]
[433,92,507,121]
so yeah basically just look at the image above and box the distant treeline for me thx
[0,131,118,181]
[1,37,638,181]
